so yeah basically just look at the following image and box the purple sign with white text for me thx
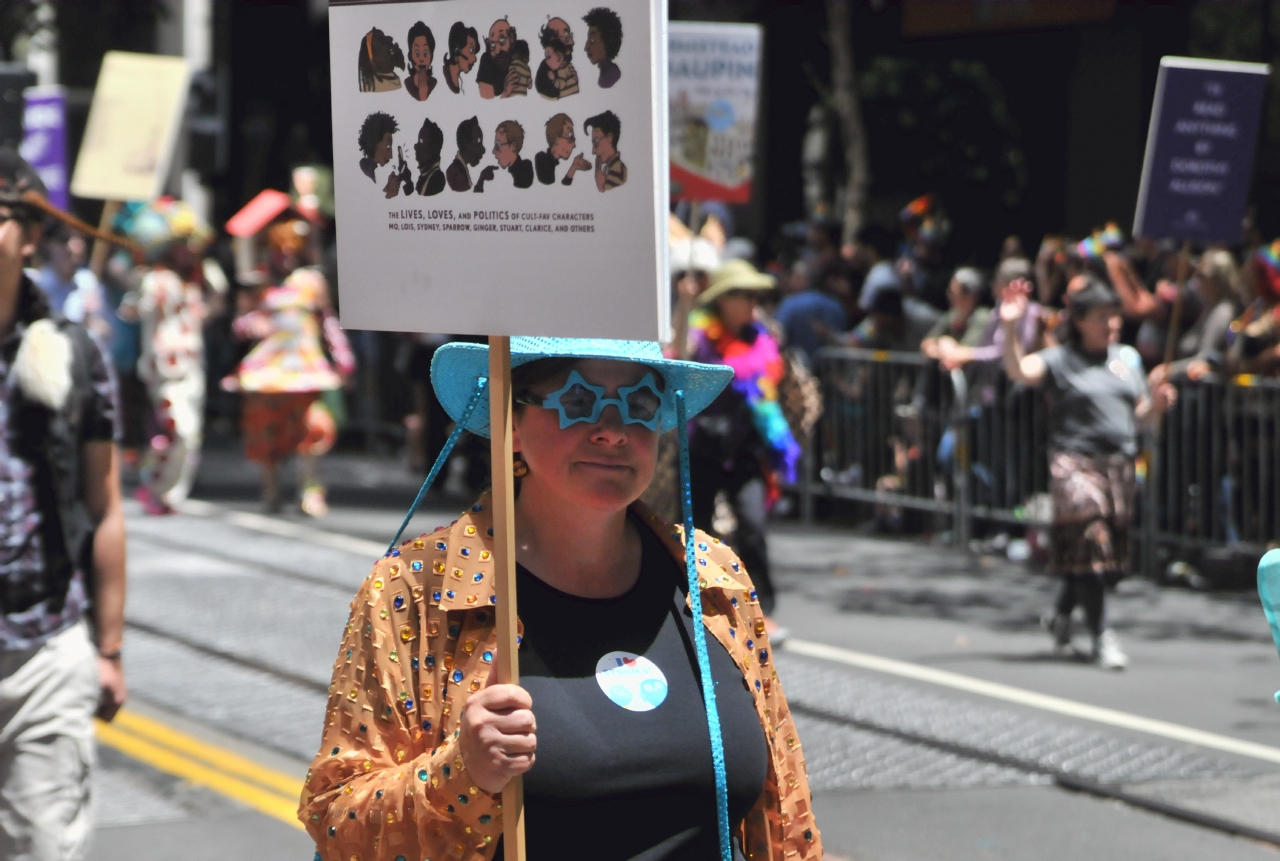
[20,87,68,210]
[1133,57,1269,243]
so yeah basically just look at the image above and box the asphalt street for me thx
[88,449,1280,860]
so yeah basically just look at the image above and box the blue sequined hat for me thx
[431,337,733,438]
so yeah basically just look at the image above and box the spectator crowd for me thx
[658,194,1280,668]
[23,171,1278,665]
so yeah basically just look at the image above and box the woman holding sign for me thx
[299,338,821,860]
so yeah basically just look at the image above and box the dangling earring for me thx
[512,454,529,478]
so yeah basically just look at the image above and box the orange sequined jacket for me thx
[299,496,822,860]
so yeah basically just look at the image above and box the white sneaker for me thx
[1093,629,1128,670]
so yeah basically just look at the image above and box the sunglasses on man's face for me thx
[516,370,667,431]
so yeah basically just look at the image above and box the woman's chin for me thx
[561,476,646,513]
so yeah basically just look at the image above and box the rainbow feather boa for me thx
[689,310,802,484]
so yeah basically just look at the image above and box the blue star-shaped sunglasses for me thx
[516,370,668,430]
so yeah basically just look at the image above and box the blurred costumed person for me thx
[117,198,221,515]
[684,259,801,640]
[224,191,354,517]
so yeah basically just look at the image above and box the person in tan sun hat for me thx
[683,258,799,647]
[695,258,776,309]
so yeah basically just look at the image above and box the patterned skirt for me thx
[242,392,335,464]
[1048,450,1136,577]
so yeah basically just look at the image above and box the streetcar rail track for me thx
[791,702,1280,848]
[129,532,358,596]
[125,618,331,696]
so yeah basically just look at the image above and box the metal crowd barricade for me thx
[802,347,1279,574]
[803,347,959,528]
[802,348,1050,543]
[1150,374,1280,554]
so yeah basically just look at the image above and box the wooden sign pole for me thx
[1162,240,1193,367]
[88,200,122,279]
[487,335,526,860]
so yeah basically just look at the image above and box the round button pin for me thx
[594,651,668,712]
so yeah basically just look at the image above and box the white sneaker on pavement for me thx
[1093,629,1128,670]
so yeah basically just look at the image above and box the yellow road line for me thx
[785,639,1280,766]
[110,710,302,798]
[96,713,305,831]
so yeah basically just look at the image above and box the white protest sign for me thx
[328,0,667,340]
[70,52,190,202]
[668,22,761,203]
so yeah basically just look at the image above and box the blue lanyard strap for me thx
[676,389,733,861]
[385,376,489,556]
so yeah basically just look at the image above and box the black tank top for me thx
[494,519,768,860]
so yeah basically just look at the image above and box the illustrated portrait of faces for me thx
[358,111,399,182]
[358,28,404,93]
[443,22,480,95]
[476,18,530,99]
[475,120,533,191]
[584,110,626,191]
[582,7,623,89]
[545,16,574,51]
[487,18,514,59]
[493,120,523,169]
[447,116,485,192]
[535,113,590,186]
[404,22,437,101]
[414,118,446,196]
[536,21,578,100]
[548,114,575,161]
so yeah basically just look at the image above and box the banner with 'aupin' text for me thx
[668,22,761,204]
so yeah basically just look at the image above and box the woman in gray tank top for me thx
[1000,276,1177,670]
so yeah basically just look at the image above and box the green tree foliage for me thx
[0,2,45,62]
[858,56,1029,213]
[1188,0,1263,61]
[54,0,165,87]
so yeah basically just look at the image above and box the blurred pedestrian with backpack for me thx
[0,149,131,860]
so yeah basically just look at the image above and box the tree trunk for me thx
[826,0,869,249]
